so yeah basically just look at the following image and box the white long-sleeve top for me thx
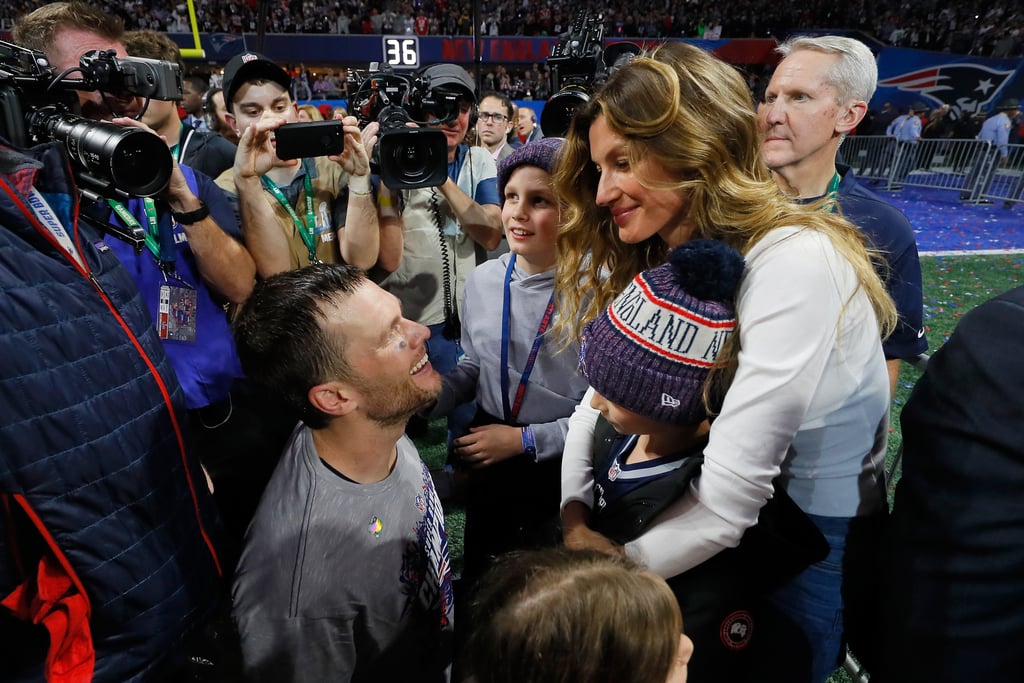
[561,227,890,579]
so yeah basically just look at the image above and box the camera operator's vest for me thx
[381,144,497,326]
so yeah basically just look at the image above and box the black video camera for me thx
[540,12,640,138]
[0,38,180,199]
[348,64,455,190]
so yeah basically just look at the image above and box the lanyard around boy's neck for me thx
[106,197,175,264]
[500,254,555,424]
[260,172,319,263]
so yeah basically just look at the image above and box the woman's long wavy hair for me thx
[553,42,896,357]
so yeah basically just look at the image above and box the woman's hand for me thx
[561,500,625,556]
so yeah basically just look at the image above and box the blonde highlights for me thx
[553,42,896,353]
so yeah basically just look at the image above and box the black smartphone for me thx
[274,120,345,160]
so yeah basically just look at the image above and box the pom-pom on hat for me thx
[580,240,745,424]
[497,137,565,198]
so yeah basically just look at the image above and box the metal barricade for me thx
[977,143,1024,207]
[840,135,995,196]
[841,135,898,186]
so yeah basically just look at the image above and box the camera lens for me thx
[540,86,590,138]
[107,131,172,196]
[30,110,172,196]
[377,128,448,190]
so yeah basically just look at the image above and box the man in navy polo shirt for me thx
[760,34,927,398]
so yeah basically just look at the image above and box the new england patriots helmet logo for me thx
[879,63,1016,114]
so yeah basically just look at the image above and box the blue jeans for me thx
[426,323,476,451]
[766,513,851,683]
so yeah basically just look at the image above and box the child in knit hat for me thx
[428,137,590,592]
[569,240,827,681]
[575,239,744,548]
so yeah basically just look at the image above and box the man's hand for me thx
[234,114,296,180]
[111,116,197,212]
[453,424,523,468]
[330,117,377,179]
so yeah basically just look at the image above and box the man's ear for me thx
[308,381,358,418]
[225,111,239,135]
[838,100,868,135]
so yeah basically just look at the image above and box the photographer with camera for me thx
[13,2,281,554]
[2,8,230,680]
[214,51,396,276]
[376,62,502,449]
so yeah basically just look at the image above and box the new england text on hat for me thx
[608,274,735,368]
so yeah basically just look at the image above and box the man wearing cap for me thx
[759,35,926,398]
[886,101,928,188]
[962,98,1022,207]
[378,63,503,448]
[215,50,397,276]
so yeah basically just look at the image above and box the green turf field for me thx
[414,252,1023,682]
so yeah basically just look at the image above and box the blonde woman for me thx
[555,42,896,682]
[297,103,325,122]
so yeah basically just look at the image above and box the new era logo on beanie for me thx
[580,240,745,424]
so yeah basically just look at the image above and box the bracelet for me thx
[521,425,537,460]
[349,188,371,197]
[378,195,393,208]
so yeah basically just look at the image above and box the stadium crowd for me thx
[1,0,1024,56]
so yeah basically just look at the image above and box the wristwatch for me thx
[170,201,210,224]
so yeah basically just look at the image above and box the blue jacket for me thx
[95,167,244,410]
[0,139,223,682]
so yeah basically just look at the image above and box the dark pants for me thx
[458,409,561,591]
[190,379,300,570]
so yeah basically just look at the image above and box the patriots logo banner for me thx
[876,47,1022,115]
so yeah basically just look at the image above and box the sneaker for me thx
[1005,201,1014,209]
[977,198,993,205]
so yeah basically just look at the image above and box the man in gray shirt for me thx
[231,264,454,682]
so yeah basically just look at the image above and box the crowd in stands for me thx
[2,0,1024,56]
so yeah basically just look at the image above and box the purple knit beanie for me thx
[497,137,565,198]
[580,240,745,424]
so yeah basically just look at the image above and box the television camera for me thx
[541,13,640,137]
[348,64,461,190]
[0,38,180,202]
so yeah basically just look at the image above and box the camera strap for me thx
[107,198,176,264]
[499,254,555,423]
[260,174,319,264]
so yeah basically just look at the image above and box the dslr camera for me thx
[0,38,180,200]
[541,12,640,138]
[349,64,459,190]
